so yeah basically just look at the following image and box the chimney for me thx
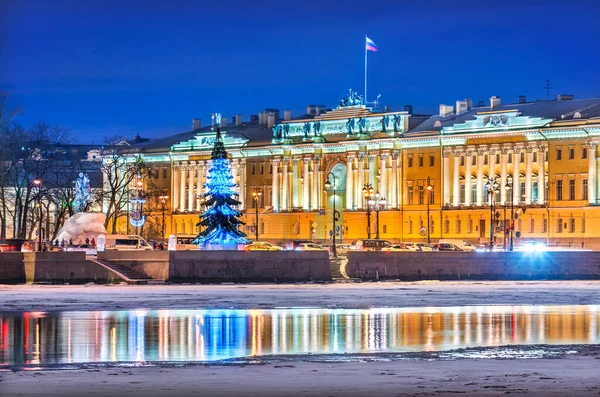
[220,116,227,127]
[439,104,454,117]
[455,100,468,114]
[250,114,259,123]
[466,98,472,109]
[315,107,321,116]
[557,94,574,101]
[258,112,265,125]
[490,96,501,109]
[518,95,527,104]
[284,110,291,121]
[192,118,201,131]
[235,113,242,126]
[306,105,316,116]
[403,105,412,114]
[267,114,276,128]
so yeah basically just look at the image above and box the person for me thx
[54,239,59,246]
[69,239,73,246]
[90,237,96,247]
[85,237,90,245]
[60,238,66,248]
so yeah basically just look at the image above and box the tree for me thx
[195,128,249,248]
[0,93,21,238]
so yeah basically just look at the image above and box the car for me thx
[381,244,412,252]
[0,239,26,253]
[64,244,98,256]
[437,239,477,252]
[432,243,464,251]
[245,241,283,251]
[285,240,316,251]
[294,243,326,251]
[352,239,392,251]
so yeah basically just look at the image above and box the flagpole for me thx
[364,34,368,103]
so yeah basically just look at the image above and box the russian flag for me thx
[366,36,378,52]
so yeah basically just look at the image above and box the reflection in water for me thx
[1,305,599,366]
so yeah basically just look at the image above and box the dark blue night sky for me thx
[1,0,599,143]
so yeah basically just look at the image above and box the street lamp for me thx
[426,177,434,244]
[33,177,42,252]
[324,172,340,258]
[365,189,386,239]
[134,176,144,236]
[362,183,374,239]
[485,177,500,251]
[505,175,514,251]
[251,187,262,241]
[158,194,168,244]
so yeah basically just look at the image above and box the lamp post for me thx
[324,172,340,258]
[251,187,262,241]
[485,177,500,251]
[369,191,387,239]
[505,175,514,251]
[134,176,144,236]
[159,194,168,244]
[426,177,434,244]
[33,178,42,251]
[362,183,374,239]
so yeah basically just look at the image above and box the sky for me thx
[1,0,599,144]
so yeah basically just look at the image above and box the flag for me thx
[366,36,378,52]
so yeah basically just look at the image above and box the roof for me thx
[408,98,600,134]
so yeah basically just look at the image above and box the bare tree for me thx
[0,93,22,238]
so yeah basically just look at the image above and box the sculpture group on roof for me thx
[339,88,365,107]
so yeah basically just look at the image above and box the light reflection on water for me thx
[0,305,598,366]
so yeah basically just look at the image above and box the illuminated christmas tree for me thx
[195,127,249,249]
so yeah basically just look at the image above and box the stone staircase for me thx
[89,258,159,284]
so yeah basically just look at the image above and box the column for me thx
[312,156,320,210]
[500,149,508,204]
[281,159,289,211]
[443,151,450,205]
[489,148,496,180]
[302,158,310,210]
[368,155,376,189]
[396,151,403,208]
[588,142,597,205]
[476,149,484,205]
[390,153,398,208]
[271,159,280,211]
[188,162,195,211]
[452,151,460,206]
[172,164,180,212]
[525,147,533,204]
[379,153,388,200]
[346,155,355,210]
[179,163,186,211]
[196,161,204,211]
[356,155,365,209]
[464,151,472,205]
[513,148,521,204]
[292,158,300,208]
[537,146,546,204]
[238,160,246,210]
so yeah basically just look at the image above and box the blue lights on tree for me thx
[194,127,249,247]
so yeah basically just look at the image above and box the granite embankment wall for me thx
[346,251,600,280]
[99,250,332,282]
[0,252,118,284]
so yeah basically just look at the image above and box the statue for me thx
[393,114,402,133]
[381,115,389,133]
[73,173,92,213]
[283,124,290,138]
[272,124,283,140]
[313,121,321,136]
[357,118,366,134]
[303,122,311,138]
[346,118,355,135]
[339,88,365,107]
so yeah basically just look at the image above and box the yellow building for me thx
[115,92,600,249]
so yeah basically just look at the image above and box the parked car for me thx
[295,243,327,251]
[0,239,26,253]
[102,234,153,251]
[64,244,97,256]
[432,243,464,251]
[285,240,316,251]
[381,244,412,252]
[437,239,477,252]
[245,241,283,251]
[352,239,392,251]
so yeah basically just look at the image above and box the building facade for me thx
[118,92,600,249]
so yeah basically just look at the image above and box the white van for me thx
[103,234,153,250]
[437,239,477,252]
[175,234,200,250]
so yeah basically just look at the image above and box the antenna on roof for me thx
[544,80,552,101]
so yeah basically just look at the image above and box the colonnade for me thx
[172,159,246,212]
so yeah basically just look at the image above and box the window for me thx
[520,152,525,163]
[444,219,449,234]
[556,149,562,160]
[529,218,534,233]
[407,185,414,205]
[460,184,466,204]
[533,152,537,162]
[429,155,435,167]
[496,153,500,163]
[269,165,273,174]
[408,220,413,234]
[162,168,167,179]
[460,156,465,166]
[418,156,424,167]
[582,217,586,233]
[583,179,588,200]
[383,225,387,234]
[570,218,575,233]
[408,156,413,168]
[468,219,473,233]
[542,218,547,233]
[532,181,538,202]
[557,218,563,233]
[418,185,424,205]
[569,179,575,200]
[472,155,476,166]
[582,147,588,160]
[569,148,575,160]
[484,155,488,165]
[456,219,461,233]
[508,153,513,163]
[260,164,264,174]
[429,188,434,204]
[556,180,563,200]
[520,182,525,202]
[251,164,256,175]
[545,151,548,162]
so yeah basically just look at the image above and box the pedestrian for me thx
[69,239,73,246]
[85,237,90,245]
[90,237,96,247]
[61,238,65,248]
